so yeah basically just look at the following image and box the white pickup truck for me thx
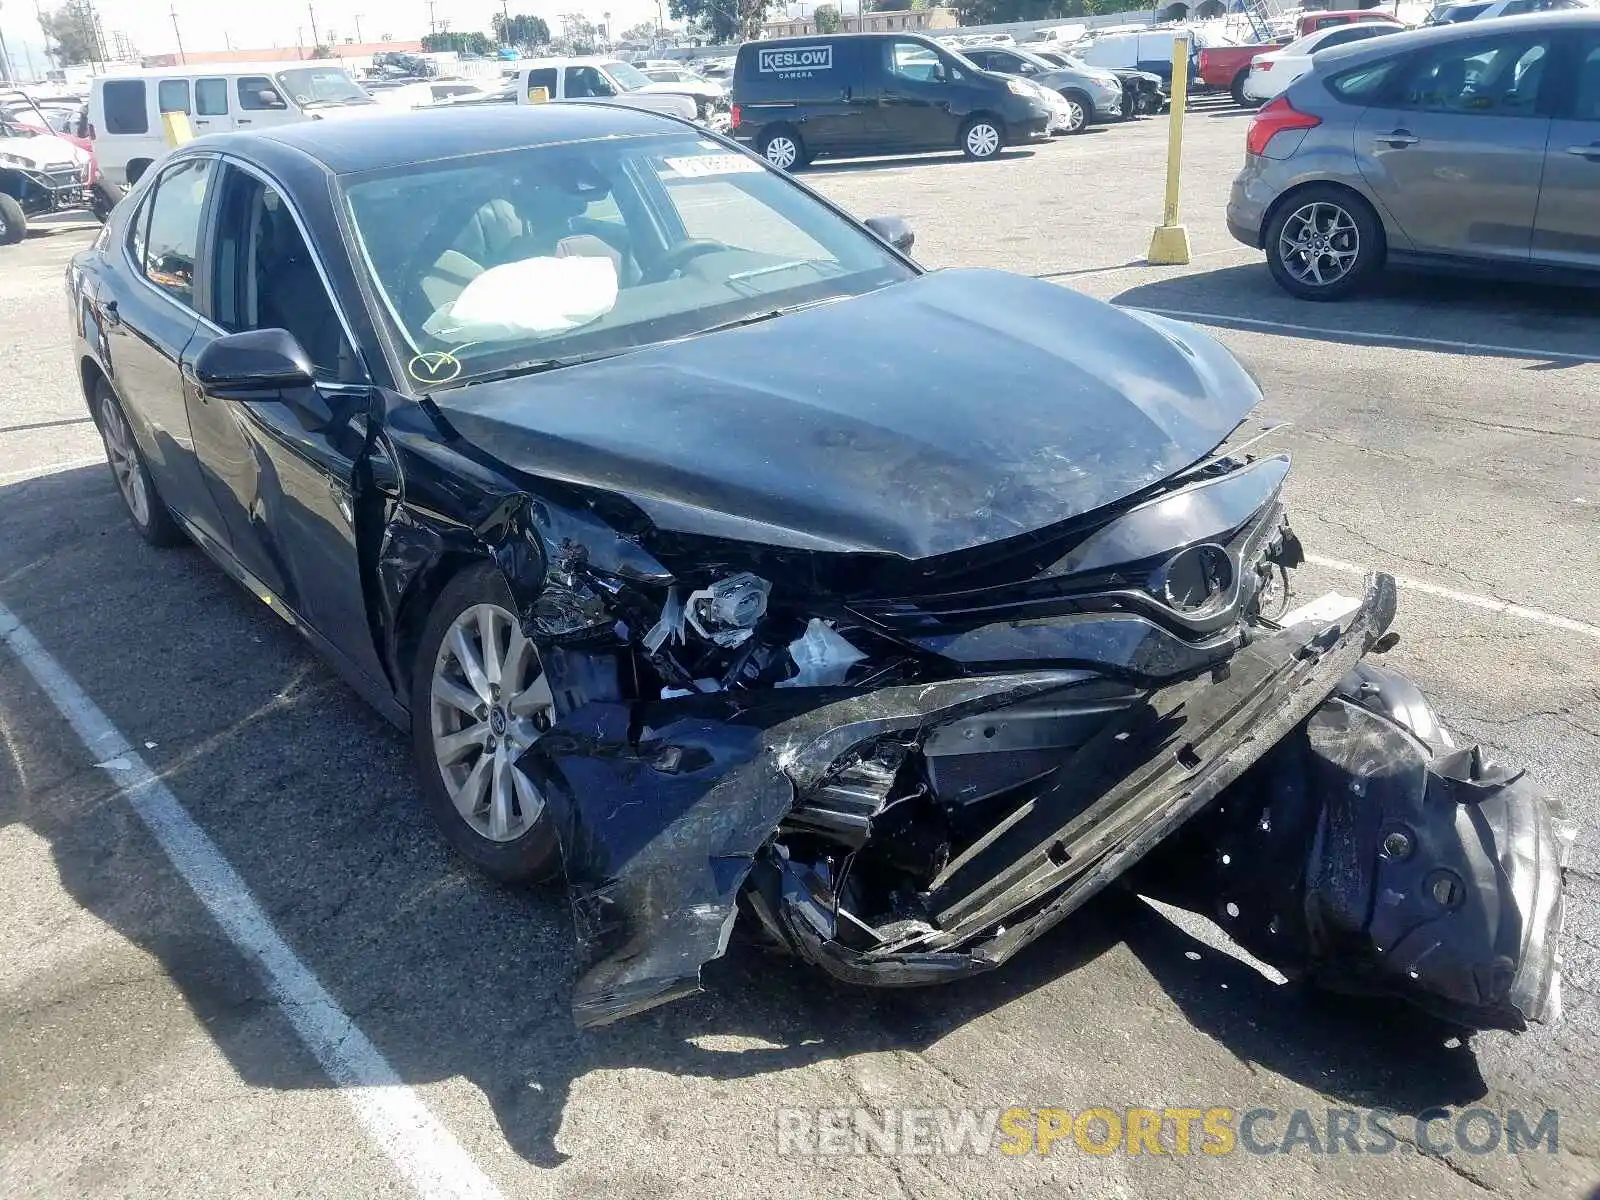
[506,57,697,121]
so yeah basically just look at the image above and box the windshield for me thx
[344,132,916,391]
[602,61,653,91]
[275,67,375,107]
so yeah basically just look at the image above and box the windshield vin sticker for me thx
[661,155,765,178]
[757,45,833,76]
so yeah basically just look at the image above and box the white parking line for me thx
[1305,554,1600,642]
[0,601,509,1200]
[1121,306,1600,364]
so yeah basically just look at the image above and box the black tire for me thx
[1230,73,1261,109]
[0,193,25,245]
[1264,186,1385,302]
[757,126,807,171]
[410,562,562,883]
[90,379,185,546]
[1058,91,1092,135]
[89,182,119,224]
[959,115,1004,159]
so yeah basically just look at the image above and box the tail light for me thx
[1255,61,1274,72]
[1246,95,1320,158]
[730,104,741,129]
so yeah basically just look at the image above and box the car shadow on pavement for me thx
[801,148,1039,175]
[0,464,1498,1171]
[1114,263,1600,367]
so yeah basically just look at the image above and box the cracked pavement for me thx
[2,110,1597,1199]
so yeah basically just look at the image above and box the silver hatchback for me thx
[1227,12,1600,299]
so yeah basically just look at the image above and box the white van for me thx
[508,58,697,120]
[88,62,377,188]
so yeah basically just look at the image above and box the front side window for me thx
[887,41,946,84]
[342,132,916,391]
[158,79,191,114]
[139,157,213,307]
[195,78,230,116]
[237,76,289,111]
[1394,36,1551,116]
[210,167,355,379]
[102,80,148,134]
[564,66,617,98]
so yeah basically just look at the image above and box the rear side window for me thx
[564,66,616,97]
[195,78,229,115]
[1317,26,1390,51]
[139,157,214,308]
[1574,43,1600,120]
[102,80,148,134]
[1326,59,1402,103]
[158,79,191,114]
[527,67,557,98]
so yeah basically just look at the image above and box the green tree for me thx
[310,43,333,58]
[814,2,841,31]
[420,30,495,54]
[670,0,771,43]
[619,20,657,40]
[38,2,101,66]
[557,11,599,53]
[491,12,552,46]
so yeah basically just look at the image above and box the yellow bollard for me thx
[1147,34,1193,266]
[161,110,195,148]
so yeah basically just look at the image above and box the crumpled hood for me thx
[435,269,1260,559]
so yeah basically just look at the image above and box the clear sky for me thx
[3,0,689,73]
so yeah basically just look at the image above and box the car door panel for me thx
[103,157,234,543]
[1530,38,1600,268]
[183,164,388,689]
[872,40,961,150]
[1354,33,1552,260]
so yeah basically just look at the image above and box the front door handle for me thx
[1564,143,1600,160]
[1376,129,1419,148]
[236,118,252,125]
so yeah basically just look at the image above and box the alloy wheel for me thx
[429,602,556,843]
[765,135,798,169]
[966,122,1001,157]
[98,394,150,526]
[1061,100,1084,133]
[1277,201,1360,288]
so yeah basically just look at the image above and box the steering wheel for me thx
[641,239,726,284]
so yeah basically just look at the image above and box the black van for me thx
[731,33,1052,168]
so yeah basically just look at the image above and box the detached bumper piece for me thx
[523,572,1570,1032]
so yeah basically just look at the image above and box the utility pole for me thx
[427,0,437,35]
[170,3,186,63]
[307,2,320,47]
[0,4,12,85]
[352,13,363,42]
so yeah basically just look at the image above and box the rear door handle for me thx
[1565,143,1600,160]
[1376,130,1419,148]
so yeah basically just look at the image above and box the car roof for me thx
[516,55,631,67]
[90,61,358,80]
[201,102,687,175]
[1311,7,1598,66]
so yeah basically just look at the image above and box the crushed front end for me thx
[507,447,1570,1033]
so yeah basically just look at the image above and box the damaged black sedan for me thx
[69,105,1571,1035]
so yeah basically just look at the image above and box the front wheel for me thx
[1264,189,1384,301]
[1231,73,1261,109]
[960,116,1003,159]
[0,193,25,245]
[410,563,562,882]
[757,128,806,171]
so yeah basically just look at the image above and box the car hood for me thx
[433,268,1260,559]
[0,129,85,168]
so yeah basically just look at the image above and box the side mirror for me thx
[864,215,915,255]
[193,328,332,430]
[258,89,286,108]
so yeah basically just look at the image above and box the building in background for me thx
[761,7,958,38]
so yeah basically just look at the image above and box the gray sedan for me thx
[1227,11,1600,299]
[960,45,1124,132]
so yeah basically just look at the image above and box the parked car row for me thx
[729,31,1166,169]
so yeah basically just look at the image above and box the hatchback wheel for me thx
[961,117,1003,159]
[758,128,805,171]
[411,563,562,882]
[91,380,184,546]
[1265,189,1382,301]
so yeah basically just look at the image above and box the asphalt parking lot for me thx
[2,100,1597,1200]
